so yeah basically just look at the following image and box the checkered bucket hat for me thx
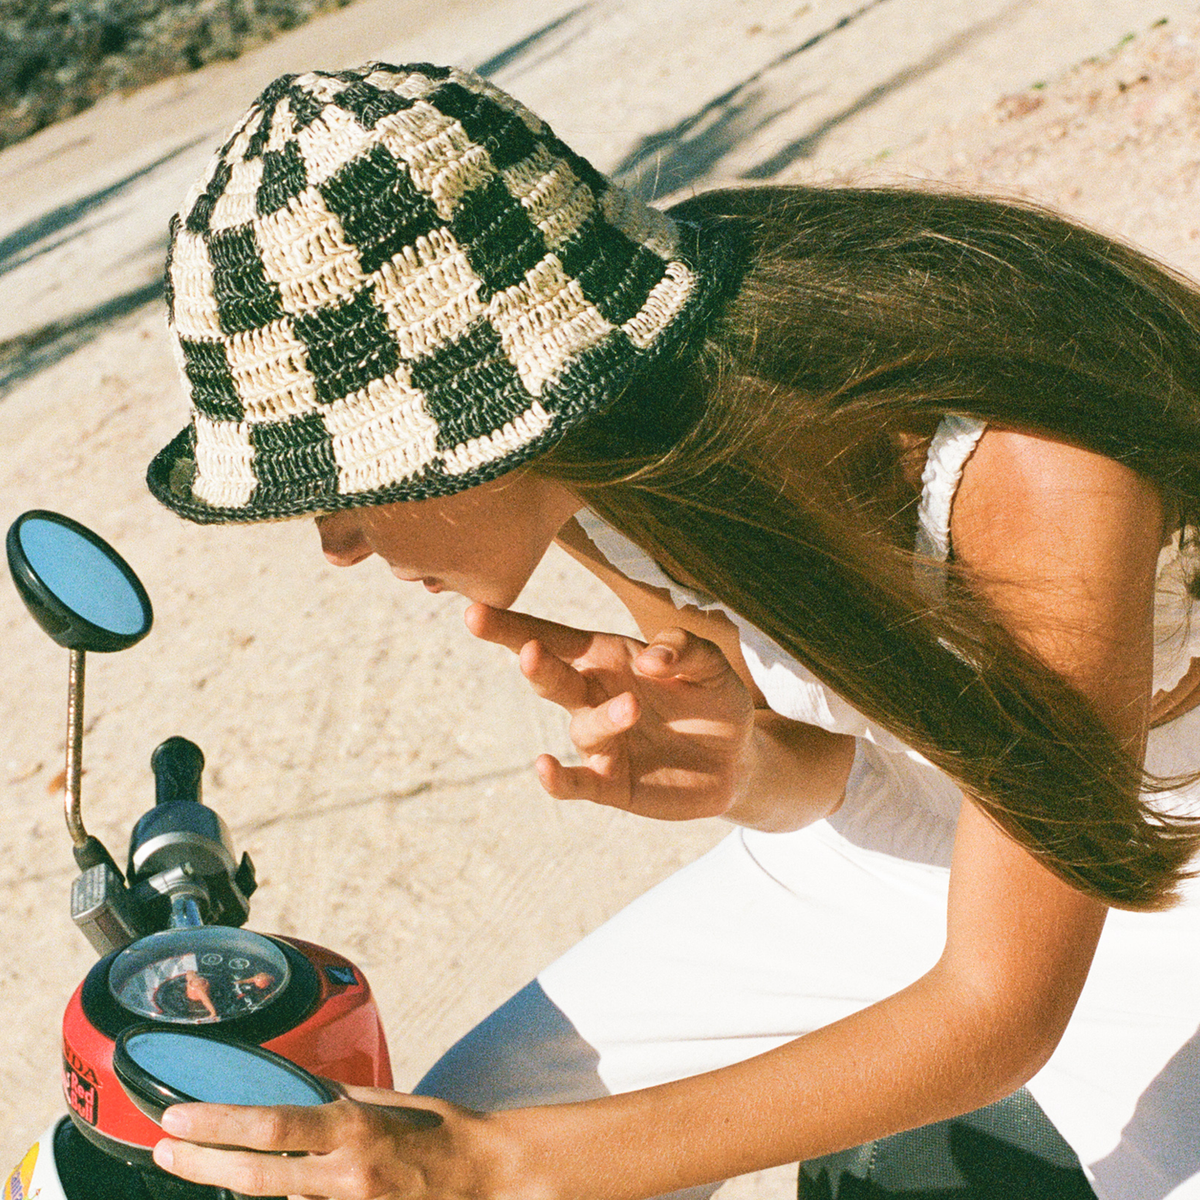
[147,61,746,523]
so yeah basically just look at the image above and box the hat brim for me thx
[147,220,746,525]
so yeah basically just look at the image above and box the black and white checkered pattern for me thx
[148,62,745,523]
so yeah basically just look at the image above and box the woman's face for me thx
[315,472,581,609]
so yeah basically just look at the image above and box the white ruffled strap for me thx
[915,415,988,562]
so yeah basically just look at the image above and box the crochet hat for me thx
[147,61,745,523]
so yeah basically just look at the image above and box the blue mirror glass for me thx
[7,510,152,651]
[18,518,147,635]
[122,1028,332,1107]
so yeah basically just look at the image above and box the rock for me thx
[0,0,357,150]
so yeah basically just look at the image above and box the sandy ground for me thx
[2,2,1199,1195]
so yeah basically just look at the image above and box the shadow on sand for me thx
[0,140,201,397]
[0,139,201,278]
[474,4,596,80]
[745,0,1033,177]
[0,274,165,399]
[609,0,896,198]
[612,0,1031,199]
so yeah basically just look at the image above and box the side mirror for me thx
[7,510,156,888]
[7,510,152,652]
[114,1026,336,1124]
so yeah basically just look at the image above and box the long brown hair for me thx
[537,184,1200,911]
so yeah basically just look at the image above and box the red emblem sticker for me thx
[63,1044,100,1126]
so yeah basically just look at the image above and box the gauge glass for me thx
[109,927,290,1024]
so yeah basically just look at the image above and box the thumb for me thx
[635,628,731,684]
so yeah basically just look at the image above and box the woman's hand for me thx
[152,1086,522,1200]
[466,604,756,820]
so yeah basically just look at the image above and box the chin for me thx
[467,584,522,610]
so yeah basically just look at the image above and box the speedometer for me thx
[108,927,290,1024]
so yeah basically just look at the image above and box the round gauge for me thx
[109,927,291,1025]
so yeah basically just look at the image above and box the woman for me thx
[145,60,1200,1199]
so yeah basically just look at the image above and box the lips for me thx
[389,565,443,592]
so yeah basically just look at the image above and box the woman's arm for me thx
[477,430,1160,1194]
[950,427,1164,754]
[484,812,1107,1197]
[153,814,1107,1200]
[153,432,1163,1199]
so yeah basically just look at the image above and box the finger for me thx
[518,639,592,709]
[161,1103,335,1155]
[568,691,640,753]
[465,603,598,660]
[535,754,619,804]
[635,627,731,685]
[154,1138,322,1197]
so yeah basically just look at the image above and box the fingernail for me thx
[644,645,676,667]
[161,1107,188,1135]
[153,1139,174,1170]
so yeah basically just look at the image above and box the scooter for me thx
[2,510,393,1200]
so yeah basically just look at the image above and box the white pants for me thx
[419,724,1200,1200]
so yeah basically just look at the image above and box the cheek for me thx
[445,535,542,606]
[488,529,557,599]
[369,510,440,568]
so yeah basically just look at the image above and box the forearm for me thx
[723,710,857,832]
[490,802,1106,1200]
[152,937,1089,1200]
[491,964,1056,1200]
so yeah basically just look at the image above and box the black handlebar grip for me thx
[150,736,205,807]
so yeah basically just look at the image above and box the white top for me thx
[576,412,1200,747]
[551,416,1200,1198]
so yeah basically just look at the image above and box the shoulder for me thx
[952,427,1167,578]
[951,427,1166,743]
[958,427,1158,505]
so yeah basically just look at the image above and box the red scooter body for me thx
[60,936,392,1165]
[4,512,397,1196]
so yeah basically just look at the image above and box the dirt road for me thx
[2,2,1198,1194]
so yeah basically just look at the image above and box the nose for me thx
[316,515,372,567]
